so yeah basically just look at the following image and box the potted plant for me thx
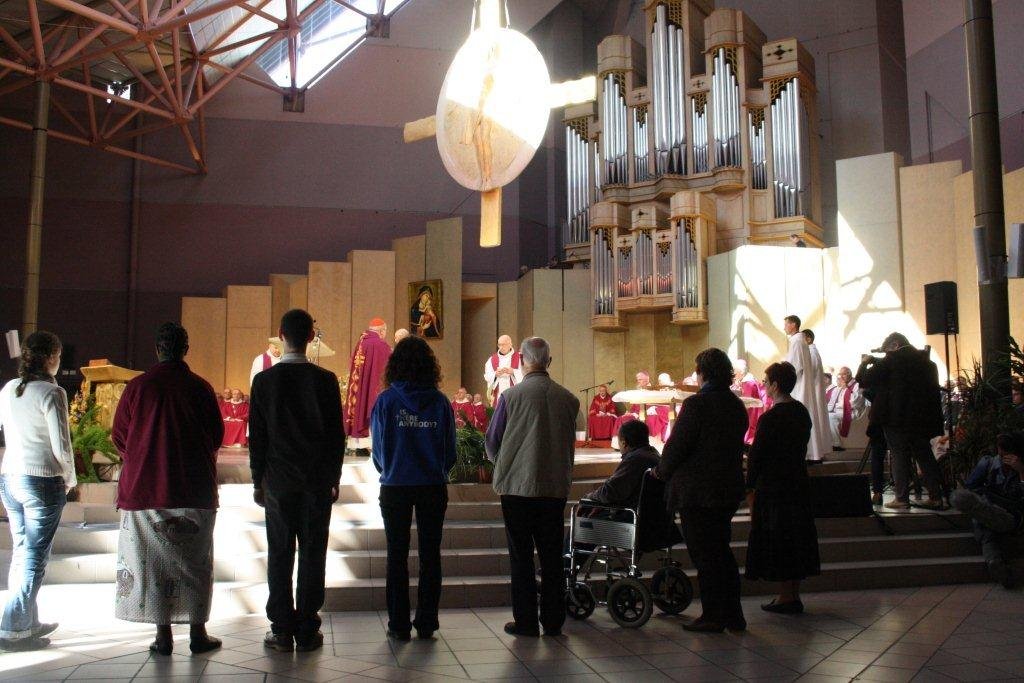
[943,337,1024,487]
[452,424,489,483]
[69,392,121,485]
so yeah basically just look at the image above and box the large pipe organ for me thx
[563,1,822,331]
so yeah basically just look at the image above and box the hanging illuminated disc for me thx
[435,26,551,192]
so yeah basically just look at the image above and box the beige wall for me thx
[350,251,396,352]
[181,297,226,390]
[393,235,426,339]
[307,261,351,378]
[900,164,1024,373]
[461,283,497,399]
[424,218,463,398]
[224,285,272,392]
[269,274,308,333]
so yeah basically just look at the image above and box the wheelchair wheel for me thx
[651,566,692,614]
[606,577,652,628]
[566,582,596,620]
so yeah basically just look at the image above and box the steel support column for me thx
[964,0,1010,388]
[23,79,49,335]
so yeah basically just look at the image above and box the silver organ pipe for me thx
[617,244,634,297]
[633,107,649,180]
[564,121,591,245]
[712,48,740,168]
[771,78,805,217]
[592,229,615,315]
[656,240,672,294]
[650,3,685,176]
[636,231,653,295]
[691,94,708,173]
[601,73,628,185]
[749,110,766,189]
[674,220,699,309]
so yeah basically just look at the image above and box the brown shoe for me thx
[871,493,883,506]
[884,499,910,510]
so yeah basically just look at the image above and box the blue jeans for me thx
[0,475,65,640]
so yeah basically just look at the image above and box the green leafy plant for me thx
[451,424,488,483]
[943,337,1024,487]
[69,392,120,483]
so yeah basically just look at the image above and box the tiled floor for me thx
[2,583,1022,682]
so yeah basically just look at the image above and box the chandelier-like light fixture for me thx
[405,0,595,247]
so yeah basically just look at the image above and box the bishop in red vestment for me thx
[451,387,474,428]
[588,384,619,440]
[731,360,765,445]
[471,394,488,431]
[344,318,392,450]
[222,389,249,447]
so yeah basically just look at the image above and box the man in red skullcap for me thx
[344,318,392,455]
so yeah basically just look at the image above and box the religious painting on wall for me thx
[408,279,444,339]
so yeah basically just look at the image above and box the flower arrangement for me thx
[69,392,120,483]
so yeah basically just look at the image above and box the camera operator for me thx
[855,332,944,510]
[949,432,1024,588]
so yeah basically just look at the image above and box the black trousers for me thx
[869,430,888,494]
[379,484,448,634]
[680,505,744,626]
[500,495,566,634]
[264,488,333,636]
[883,427,944,502]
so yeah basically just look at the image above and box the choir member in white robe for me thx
[801,329,833,461]
[483,335,523,406]
[782,316,826,461]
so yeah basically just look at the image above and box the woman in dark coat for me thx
[745,361,821,614]
[657,348,749,633]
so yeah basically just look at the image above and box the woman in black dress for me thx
[745,361,821,614]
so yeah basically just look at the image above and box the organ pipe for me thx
[650,3,685,175]
[564,120,591,245]
[601,73,628,185]
[749,109,766,189]
[712,48,740,168]
[771,78,806,217]
[692,94,708,173]
[633,107,649,181]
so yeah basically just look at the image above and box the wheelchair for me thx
[564,469,693,628]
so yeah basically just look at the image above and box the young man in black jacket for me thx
[856,332,944,510]
[249,309,345,652]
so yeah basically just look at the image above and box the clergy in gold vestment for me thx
[344,318,392,451]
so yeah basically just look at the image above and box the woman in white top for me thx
[0,331,76,650]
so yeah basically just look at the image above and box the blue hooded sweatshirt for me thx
[370,381,457,486]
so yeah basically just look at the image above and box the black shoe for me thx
[149,638,173,656]
[295,631,324,652]
[0,637,51,652]
[988,560,1016,589]
[762,599,804,614]
[503,622,539,637]
[190,636,222,654]
[682,618,725,633]
[833,446,846,452]
[263,631,294,652]
[416,630,435,640]
[386,629,411,641]
[725,617,748,631]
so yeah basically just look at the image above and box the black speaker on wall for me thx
[924,281,959,335]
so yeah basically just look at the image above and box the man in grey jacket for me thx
[485,337,579,637]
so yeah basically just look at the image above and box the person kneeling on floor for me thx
[950,431,1024,589]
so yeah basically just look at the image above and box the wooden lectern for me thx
[79,360,142,430]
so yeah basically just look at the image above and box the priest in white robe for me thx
[249,342,281,387]
[783,316,827,461]
[483,335,523,406]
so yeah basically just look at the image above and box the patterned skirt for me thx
[115,508,216,624]
[744,499,821,582]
